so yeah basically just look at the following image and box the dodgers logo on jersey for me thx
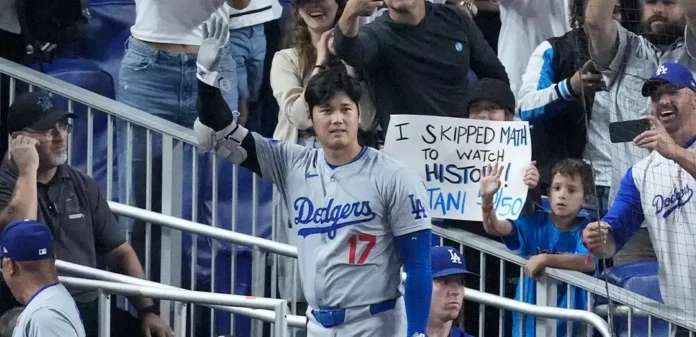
[653,184,693,219]
[293,197,376,239]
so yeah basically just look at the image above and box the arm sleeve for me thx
[332,24,380,69]
[86,176,127,254]
[502,215,530,255]
[385,167,432,236]
[601,167,645,251]
[270,51,312,130]
[517,41,575,121]
[26,308,81,337]
[0,165,18,212]
[395,229,432,337]
[463,12,508,83]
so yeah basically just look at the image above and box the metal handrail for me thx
[433,224,696,330]
[56,260,307,328]
[465,288,612,337]
[0,58,199,145]
[59,276,289,337]
[108,201,298,258]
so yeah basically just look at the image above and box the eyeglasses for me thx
[24,122,73,140]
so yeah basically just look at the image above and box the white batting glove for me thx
[196,15,232,92]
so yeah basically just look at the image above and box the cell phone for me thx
[609,119,651,143]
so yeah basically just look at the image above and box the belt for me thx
[311,298,398,328]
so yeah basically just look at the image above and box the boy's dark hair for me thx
[304,67,362,116]
[551,158,595,196]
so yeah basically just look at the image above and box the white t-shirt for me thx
[130,0,224,45]
[497,0,570,99]
[13,283,85,337]
[0,0,20,34]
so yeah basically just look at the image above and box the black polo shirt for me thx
[0,162,126,303]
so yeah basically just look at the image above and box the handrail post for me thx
[174,301,188,337]
[274,300,289,337]
[159,135,184,324]
[535,274,558,337]
[98,290,111,337]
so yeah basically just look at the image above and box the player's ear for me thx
[306,108,314,127]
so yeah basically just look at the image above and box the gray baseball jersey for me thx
[253,133,431,309]
[13,283,85,337]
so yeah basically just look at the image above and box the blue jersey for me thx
[450,326,475,337]
[503,211,589,337]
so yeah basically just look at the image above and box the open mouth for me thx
[660,110,675,118]
[556,203,567,208]
[309,11,324,18]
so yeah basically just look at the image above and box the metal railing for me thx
[432,223,696,337]
[59,276,289,337]
[3,56,694,337]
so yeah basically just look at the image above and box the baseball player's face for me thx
[650,85,696,135]
[549,173,585,220]
[430,275,465,322]
[310,91,361,150]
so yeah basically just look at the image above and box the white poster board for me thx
[383,115,532,221]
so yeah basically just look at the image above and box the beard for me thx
[643,15,686,47]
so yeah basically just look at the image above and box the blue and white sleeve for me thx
[517,41,574,122]
[602,168,645,251]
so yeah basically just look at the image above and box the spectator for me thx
[0,219,85,337]
[481,158,595,337]
[332,0,508,131]
[584,0,693,265]
[427,246,478,337]
[0,307,22,337]
[495,0,571,99]
[447,78,541,337]
[517,0,623,215]
[218,0,282,126]
[469,1,500,52]
[0,92,172,337]
[116,0,250,285]
[583,62,696,318]
[271,0,377,146]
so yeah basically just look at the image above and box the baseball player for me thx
[193,16,433,337]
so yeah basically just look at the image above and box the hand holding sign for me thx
[384,115,532,221]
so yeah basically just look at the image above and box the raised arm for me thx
[334,0,383,68]
[584,0,620,68]
[480,163,514,236]
[517,42,603,122]
[0,137,40,229]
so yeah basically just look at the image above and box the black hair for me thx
[304,67,362,115]
[551,158,595,197]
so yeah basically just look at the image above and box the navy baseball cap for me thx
[8,92,77,133]
[0,219,53,261]
[431,246,478,280]
[641,62,696,97]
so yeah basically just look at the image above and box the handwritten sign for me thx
[384,115,532,221]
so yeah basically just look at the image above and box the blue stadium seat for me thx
[600,262,669,337]
[31,58,116,193]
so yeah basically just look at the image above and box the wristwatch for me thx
[459,1,478,16]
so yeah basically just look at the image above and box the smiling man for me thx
[583,62,696,321]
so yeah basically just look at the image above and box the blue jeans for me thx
[219,24,266,110]
[116,37,200,280]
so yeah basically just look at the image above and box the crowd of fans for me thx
[1,0,696,335]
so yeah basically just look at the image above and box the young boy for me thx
[480,158,596,337]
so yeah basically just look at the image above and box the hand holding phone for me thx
[609,119,651,143]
